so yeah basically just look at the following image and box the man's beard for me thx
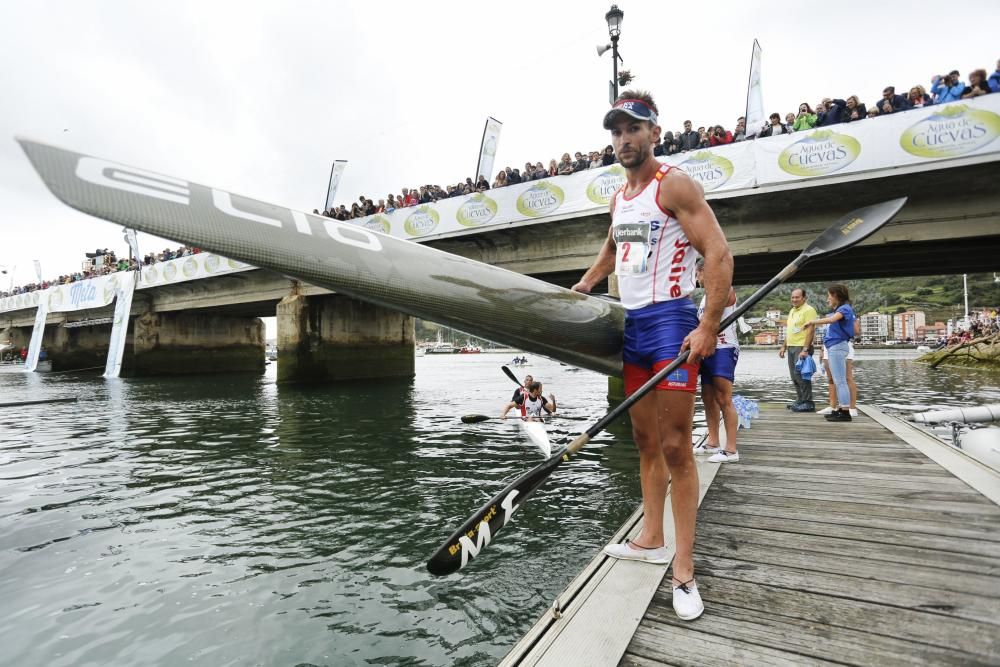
[619,150,649,169]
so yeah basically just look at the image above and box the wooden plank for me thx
[622,619,838,667]
[695,523,1000,573]
[694,533,1000,597]
[718,467,974,493]
[663,575,1000,659]
[719,463,970,486]
[700,490,1000,531]
[639,597,996,666]
[726,457,954,477]
[700,509,1000,558]
[701,500,1000,543]
[710,479,1000,515]
[700,553,1000,624]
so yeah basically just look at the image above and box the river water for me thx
[1,349,998,666]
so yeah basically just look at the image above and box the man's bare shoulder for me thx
[659,167,705,209]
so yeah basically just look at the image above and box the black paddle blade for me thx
[426,448,567,576]
[800,198,907,260]
[460,414,491,424]
[501,365,521,386]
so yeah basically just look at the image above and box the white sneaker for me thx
[817,406,835,415]
[849,408,859,417]
[603,540,669,565]
[708,450,739,463]
[672,579,704,620]
[693,442,721,456]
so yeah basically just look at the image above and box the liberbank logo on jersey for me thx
[516,182,565,218]
[456,194,498,227]
[900,104,1000,159]
[403,207,440,237]
[778,130,861,177]
[586,165,626,205]
[677,151,734,191]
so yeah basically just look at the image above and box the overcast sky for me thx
[1,0,996,288]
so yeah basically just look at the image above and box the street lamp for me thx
[599,4,624,103]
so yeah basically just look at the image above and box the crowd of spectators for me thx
[1,245,201,298]
[321,59,1000,218]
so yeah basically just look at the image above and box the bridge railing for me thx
[0,253,254,314]
[346,96,1000,243]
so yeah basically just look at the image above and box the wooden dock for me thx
[499,404,1000,666]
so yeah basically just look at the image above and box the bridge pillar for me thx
[1,320,114,371]
[132,311,265,376]
[276,293,414,384]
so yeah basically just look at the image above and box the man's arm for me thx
[662,171,734,363]
[572,199,617,293]
[544,394,557,414]
[801,305,817,356]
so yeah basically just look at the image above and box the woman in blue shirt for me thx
[806,284,856,422]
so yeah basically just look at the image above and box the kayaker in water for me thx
[500,382,556,421]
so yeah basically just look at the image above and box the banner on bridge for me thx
[347,95,999,242]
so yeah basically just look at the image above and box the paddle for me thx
[461,414,493,424]
[426,197,907,576]
[501,365,521,387]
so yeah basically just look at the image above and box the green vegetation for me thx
[736,273,998,323]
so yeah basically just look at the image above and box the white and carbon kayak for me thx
[17,139,625,377]
[909,404,1000,424]
[517,419,551,458]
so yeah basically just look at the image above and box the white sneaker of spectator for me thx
[849,408,859,417]
[693,442,721,456]
[817,406,835,415]
[603,540,669,565]
[708,450,739,463]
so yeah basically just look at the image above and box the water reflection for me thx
[0,349,996,665]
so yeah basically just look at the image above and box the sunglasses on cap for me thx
[603,99,658,129]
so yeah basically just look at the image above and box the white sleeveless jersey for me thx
[698,295,739,349]
[612,164,698,310]
[524,394,546,418]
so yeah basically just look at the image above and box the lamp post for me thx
[605,4,624,102]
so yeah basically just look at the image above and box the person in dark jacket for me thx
[962,69,992,99]
[677,120,700,151]
[816,98,845,126]
[601,145,616,166]
[757,113,791,137]
[874,86,912,115]
[841,96,866,123]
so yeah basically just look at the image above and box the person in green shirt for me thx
[779,287,818,411]
[792,103,818,131]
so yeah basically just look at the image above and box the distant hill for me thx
[735,273,998,323]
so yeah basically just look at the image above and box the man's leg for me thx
[711,376,737,455]
[658,389,698,583]
[626,392,669,549]
[702,380,721,447]
[787,345,804,403]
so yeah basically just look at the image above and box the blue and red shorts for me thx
[700,347,739,383]
[623,299,700,395]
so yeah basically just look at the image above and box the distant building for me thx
[755,330,779,345]
[765,309,782,321]
[892,311,926,342]
[916,322,946,342]
[859,312,890,343]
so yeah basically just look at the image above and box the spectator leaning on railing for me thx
[907,85,934,108]
[963,69,992,98]
[793,103,817,130]
[931,70,966,103]
[319,58,998,214]
[874,86,912,115]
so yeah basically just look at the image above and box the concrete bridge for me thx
[3,147,998,382]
